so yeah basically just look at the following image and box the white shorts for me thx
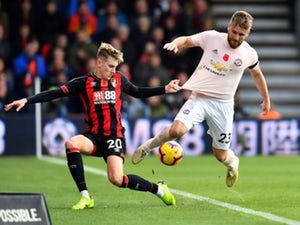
[175,93,234,150]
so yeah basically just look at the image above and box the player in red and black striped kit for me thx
[5,43,181,209]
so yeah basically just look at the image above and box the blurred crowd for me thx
[0,0,214,118]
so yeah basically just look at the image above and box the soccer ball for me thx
[158,141,183,166]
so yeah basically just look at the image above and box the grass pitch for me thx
[1,155,300,225]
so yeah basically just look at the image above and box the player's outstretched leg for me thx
[131,139,153,164]
[72,196,94,210]
[157,181,176,205]
[226,155,239,187]
[120,175,176,205]
[132,126,174,164]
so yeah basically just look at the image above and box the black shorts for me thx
[83,133,126,161]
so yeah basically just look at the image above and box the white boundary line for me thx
[40,156,300,225]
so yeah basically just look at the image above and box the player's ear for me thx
[96,57,102,67]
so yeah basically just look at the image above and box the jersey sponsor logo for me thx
[93,91,116,104]
[210,60,228,72]
[234,58,242,67]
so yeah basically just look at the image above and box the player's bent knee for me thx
[169,121,188,138]
[169,127,185,138]
[65,139,78,149]
[107,174,123,187]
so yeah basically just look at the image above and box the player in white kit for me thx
[132,11,271,187]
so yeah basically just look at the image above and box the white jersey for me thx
[182,30,258,100]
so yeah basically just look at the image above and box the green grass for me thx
[1,156,300,225]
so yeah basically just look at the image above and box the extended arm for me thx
[4,88,66,112]
[249,65,271,114]
[124,80,181,98]
[163,36,196,53]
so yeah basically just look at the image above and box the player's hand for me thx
[165,79,181,93]
[4,98,28,112]
[260,99,271,115]
[163,42,179,53]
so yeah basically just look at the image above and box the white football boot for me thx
[226,156,239,187]
[132,143,151,164]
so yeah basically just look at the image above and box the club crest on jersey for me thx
[234,58,242,67]
[183,109,190,114]
[101,80,108,87]
[110,78,117,87]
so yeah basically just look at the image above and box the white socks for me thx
[80,190,90,199]
[156,185,164,197]
[223,149,237,168]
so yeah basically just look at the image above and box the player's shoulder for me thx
[67,74,90,84]
[242,40,257,55]
[115,71,129,81]
[197,30,225,41]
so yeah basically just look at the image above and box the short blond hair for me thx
[96,42,124,64]
[230,11,253,30]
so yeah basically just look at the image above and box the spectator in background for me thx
[13,36,47,98]
[145,75,170,119]
[54,34,70,60]
[13,24,31,56]
[116,25,137,68]
[0,8,9,38]
[131,16,152,57]
[97,0,128,33]
[68,0,96,18]
[184,0,213,34]
[68,30,98,75]
[132,41,156,86]
[46,47,72,89]
[0,71,8,112]
[10,0,37,39]
[0,58,13,112]
[129,0,153,33]
[68,0,98,39]
[37,0,67,47]
[109,36,122,52]
[85,57,96,73]
[0,23,12,65]
[159,0,187,42]
[97,15,119,43]
[151,26,165,52]
[147,51,170,85]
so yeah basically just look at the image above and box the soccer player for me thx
[5,43,181,209]
[132,11,271,188]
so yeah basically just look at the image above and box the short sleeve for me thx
[190,30,218,49]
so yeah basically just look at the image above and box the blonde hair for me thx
[230,11,253,30]
[96,42,124,64]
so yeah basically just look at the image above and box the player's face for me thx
[96,56,119,80]
[227,23,250,49]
